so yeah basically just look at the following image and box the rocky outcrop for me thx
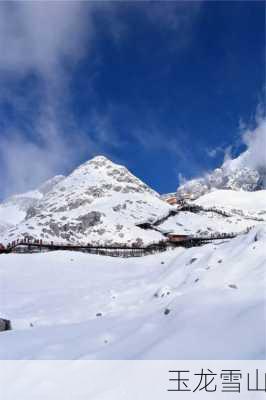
[177,166,264,201]
[0,318,11,332]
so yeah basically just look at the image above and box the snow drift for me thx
[0,224,265,359]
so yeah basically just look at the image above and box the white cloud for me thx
[220,116,266,179]
[0,1,203,199]
[0,2,89,80]
[207,114,266,172]
[241,118,266,171]
[0,2,93,198]
[206,145,226,159]
[0,104,98,198]
[178,172,187,186]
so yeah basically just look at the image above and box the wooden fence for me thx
[1,233,238,257]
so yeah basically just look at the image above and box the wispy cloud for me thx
[240,117,266,171]
[205,114,266,178]
[141,1,202,47]
[0,1,203,199]
[0,2,89,80]
[206,144,233,162]
[0,2,93,198]
[222,102,266,172]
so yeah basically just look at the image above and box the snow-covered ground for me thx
[196,189,266,215]
[0,157,265,361]
[159,209,261,236]
[0,224,265,359]
[158,189,266,236]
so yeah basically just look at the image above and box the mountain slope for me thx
[0,157,265,360]
[158,189,266,237]
[0,175,64,226]
[177,145,266,201]
[0,175,65,239]
[195,189,266,214]
[2,156,170,245]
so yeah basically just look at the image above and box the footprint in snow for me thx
[187,257,197,265]
[154,287,171,298]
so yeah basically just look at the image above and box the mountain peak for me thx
[90,155,111,163]
[84,155,117,168]
[1,156,169,245]
[74,155,121,176]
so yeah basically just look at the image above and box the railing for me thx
[4,239,169,257]
[1,232,240,257]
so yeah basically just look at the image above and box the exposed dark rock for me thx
[131,238,144,247]
[77,212,102,229]
[0,318,11,332]
[26,206,38,220]
[228,284,238,289]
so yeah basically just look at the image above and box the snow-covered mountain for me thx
[195,188,266,213]
[1,155,265,245]
[160,189,266,237]
[0,175,64,235]
[0,155,265,361]
[177,149,266,201]
[1,156,170,245]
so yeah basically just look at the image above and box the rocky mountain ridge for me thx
[1,153,265,246]
[1,156,170,246]
[177,149,266,200]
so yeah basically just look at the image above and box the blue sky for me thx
[0,1,265,199]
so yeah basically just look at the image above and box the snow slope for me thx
[0,224,265,360]
[0,156,265,361]
[0,175,64,229]
[157,189,266,236]
[196,189,266,214]
[0,190,42,226]
[158,209,261,236]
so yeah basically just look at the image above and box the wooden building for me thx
[167,234,190,243]
[166,196,177,205]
